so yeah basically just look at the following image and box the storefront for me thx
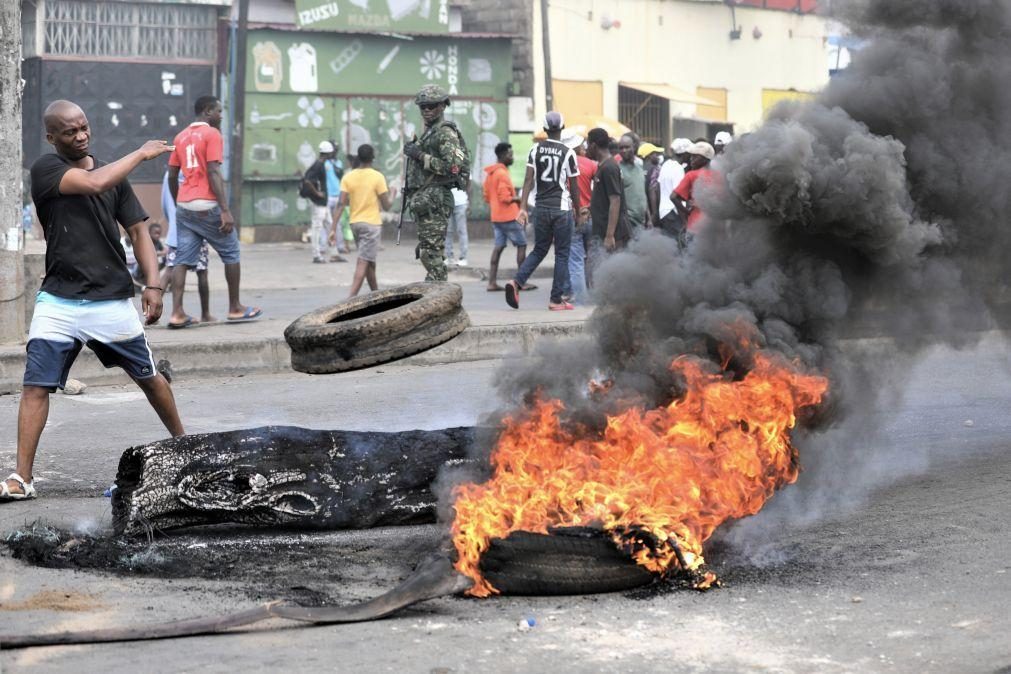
[240,26,512,239]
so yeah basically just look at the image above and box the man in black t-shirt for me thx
[1,100,184,503]
[505,111,582,311]
[587,127,630,252]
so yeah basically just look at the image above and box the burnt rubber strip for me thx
[0,556,472,649]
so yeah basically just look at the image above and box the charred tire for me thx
[479,529,655,596]
[284,282,470,374]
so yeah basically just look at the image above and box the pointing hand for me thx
[140,140,173,160]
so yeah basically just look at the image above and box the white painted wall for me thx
[545,0,830,131]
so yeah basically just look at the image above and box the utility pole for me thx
[229,0,249,227]
[0,0,25,343]
[540,0,553,112]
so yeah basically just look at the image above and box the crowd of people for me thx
[285,105,729,313]
[482,112,729,311]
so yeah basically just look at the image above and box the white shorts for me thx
[24,292,156,390]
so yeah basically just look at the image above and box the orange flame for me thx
[450,352,828,597]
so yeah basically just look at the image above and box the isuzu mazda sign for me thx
[295,0,450,33]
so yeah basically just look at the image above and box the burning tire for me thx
[479,529,655,595]
[284,282,470,374]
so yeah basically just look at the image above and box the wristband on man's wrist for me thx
[144,286,164,293]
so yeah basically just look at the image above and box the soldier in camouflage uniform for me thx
[404,85,470,282]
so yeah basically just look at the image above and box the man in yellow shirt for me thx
[330,144,393,296]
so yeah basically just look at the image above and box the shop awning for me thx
[561,115,631,139]
[619,82,718,107]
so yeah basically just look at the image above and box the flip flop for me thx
[487,285,505,292]
[167,316,197,330]
[505,281,520,309]
[520,284,538,291]
[227,307,263,323]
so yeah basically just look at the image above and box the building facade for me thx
[464,0,829,147]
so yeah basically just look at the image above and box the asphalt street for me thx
[0,344,1009,673]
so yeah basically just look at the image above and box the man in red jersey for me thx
[167,96,260,327]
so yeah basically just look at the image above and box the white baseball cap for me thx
[561,131,584,150]
[318,140,335,153]
[671,137,692,154]
[687,142,715,160]
[714,131,733,146]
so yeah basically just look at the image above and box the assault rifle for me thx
[397,144,414,246]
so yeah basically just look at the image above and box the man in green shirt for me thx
[617,133,651,234]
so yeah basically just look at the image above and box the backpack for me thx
[437,120,471,191]
[299,160,325,200]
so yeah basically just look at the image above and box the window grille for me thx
[618,85,670,148]
[43,0,217,62]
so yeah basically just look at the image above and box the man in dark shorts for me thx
[2,100,184,502]
[168,95,261,327]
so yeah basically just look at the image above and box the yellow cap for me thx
[637,142,662,158]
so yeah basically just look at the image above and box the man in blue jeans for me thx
[506,112,582,311]
[167,95,260,326]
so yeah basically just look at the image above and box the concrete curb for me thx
[0,321,585,394]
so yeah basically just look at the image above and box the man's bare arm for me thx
[59,141,172,196]
[568,175,586,225]
[647,184,659,226]
[126,220,165,324]
[568,175,581,212]
[167,165,180,204]
[206,161,234,232]
[607,194,621,237]
[329,192,349,243]
[517,166,534,225]
[379,191,393,211]
[673,191,691,221]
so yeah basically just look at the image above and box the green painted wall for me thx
[508,132,535,188]
[243,30,512,227]
[248,30,509,99]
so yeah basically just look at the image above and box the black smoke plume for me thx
[444,0,1011,556]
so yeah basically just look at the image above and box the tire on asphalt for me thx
[284,282,470,374]
[479,529,655,596]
